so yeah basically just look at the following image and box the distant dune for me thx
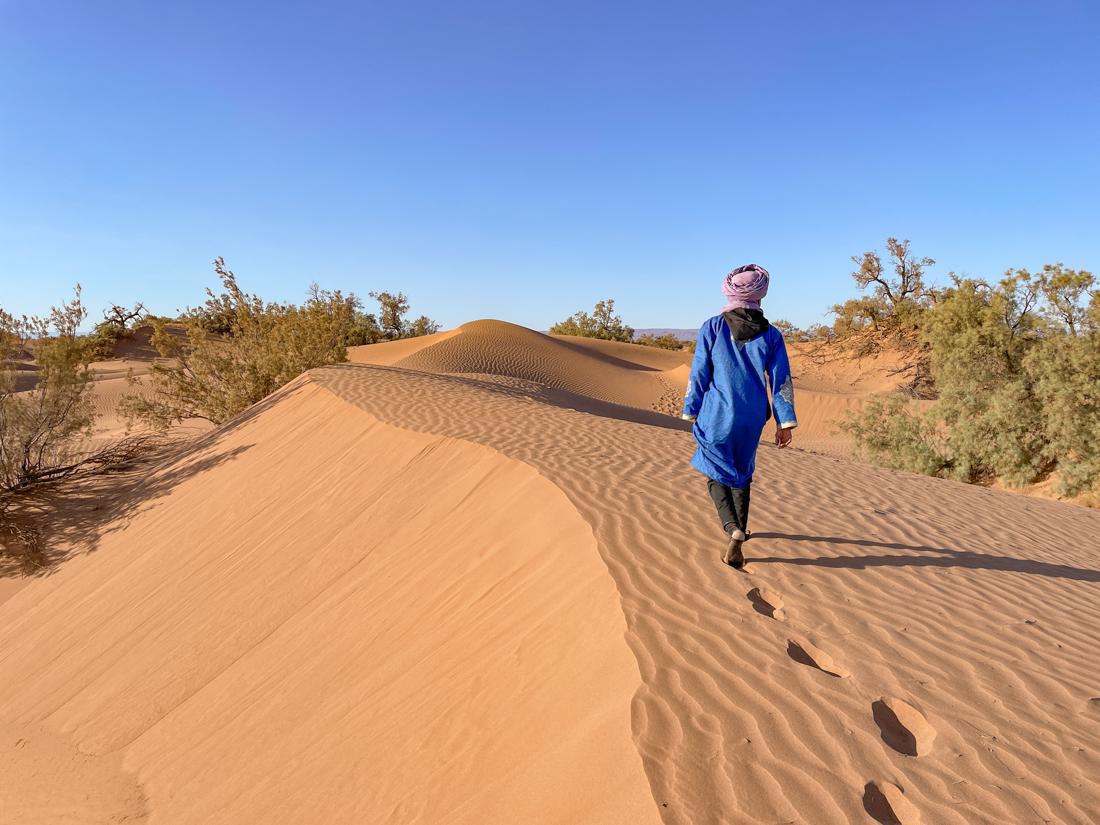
[3,319,1099,824]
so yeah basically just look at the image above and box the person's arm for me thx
[766,330,797,446]
[682,323,713,422]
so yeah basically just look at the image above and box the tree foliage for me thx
[634,332,693,351]
[550,299,634,343]
[369,291,440,340]
[840,265,1100,497]
[123,259,363,426]
[819,237,941,395]
[773,319,833,343]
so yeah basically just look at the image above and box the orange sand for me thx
[3,319,1099,824]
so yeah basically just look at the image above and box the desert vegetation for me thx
[122,258,439,427]
[1,289,161,570]
[550,299,635,343]
[823,240,1099,499]
[552,300,694,350]
[2,261,439,570]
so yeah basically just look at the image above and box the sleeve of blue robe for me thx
[766,332,798,430]
[682,321,716,421]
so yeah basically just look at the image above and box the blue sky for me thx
[2,0,1097,332]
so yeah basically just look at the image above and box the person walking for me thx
[682,264,797,568]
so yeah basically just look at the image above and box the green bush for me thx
[123,259,362,426]
[550,299,634,343]
[635,332,691,350]
[841,265,1100,497]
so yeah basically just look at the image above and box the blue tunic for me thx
[683,316,797,488]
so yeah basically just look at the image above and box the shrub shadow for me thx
[749,533,1100,582]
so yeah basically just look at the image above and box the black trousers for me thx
[707,478,751,534]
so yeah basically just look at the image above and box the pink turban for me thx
[721,264,770,311]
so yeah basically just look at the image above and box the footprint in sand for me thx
[786,639,850,678]
[862,780,921,824]
[873,697,936,756]
[747,587,785,620]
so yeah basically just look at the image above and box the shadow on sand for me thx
[749,532,1100,583]
[1,381,313,579]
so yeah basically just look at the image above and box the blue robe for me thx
[683,316,797,488]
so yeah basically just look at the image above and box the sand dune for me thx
[0,379,657,824]
[3,319,1100,824]
[350,320,897,456]
[350,319,691,412]
[307,360,1100,824]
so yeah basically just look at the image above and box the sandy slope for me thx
[0,379,657,824]
[4,319,1100,823]
[307,362,1100,825]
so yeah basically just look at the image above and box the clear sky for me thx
[2,0,1097,333]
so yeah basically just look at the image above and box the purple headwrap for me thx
[721,264,770,311]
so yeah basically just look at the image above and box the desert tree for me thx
[89,301,148,357]
[840,265,1100,497]
[368,291,440,340]
[371,291,410,340]
[1036,263,1094,335]
[550,299,634,343]
[851,237,936,311]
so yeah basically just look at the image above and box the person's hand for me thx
[775,427,792,448]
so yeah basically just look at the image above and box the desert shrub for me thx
[2,289,101,571]
[774,319,833,344]
[89,302,148,357]
[836,393,948,477]
[550,299,634,343]
[635,332,691,350]
[1025,332,1100,495]
[772,319,803,341]
[344,311,382,346]
[841,266,1100,496]
[403,314,442,339]
[123,259,363,426]
[1,289,96,493]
